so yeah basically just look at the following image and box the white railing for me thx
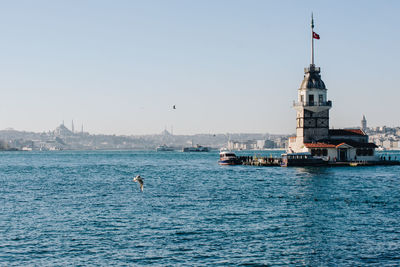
[293,100,332,107]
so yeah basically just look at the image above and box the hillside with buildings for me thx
[365,127,400,150]
[0,123,290,151]
[359,115,400,150]
[0,117,398,151]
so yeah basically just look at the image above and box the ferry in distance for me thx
[182,144,210,152]
[218,150,240,165]
[156,144,174,152]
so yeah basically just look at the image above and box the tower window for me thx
[319,94,323,103]
[309,95,314,105]
[300,95,304,103]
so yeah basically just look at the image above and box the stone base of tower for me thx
[288,136,308,153]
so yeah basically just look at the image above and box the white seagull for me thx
[133,175,144,192]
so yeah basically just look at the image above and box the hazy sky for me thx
[0,0,399,135]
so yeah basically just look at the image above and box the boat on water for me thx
[281,152,328,167]
[218,150,240,165]
[182,144,210,152]
[156,144,174,152]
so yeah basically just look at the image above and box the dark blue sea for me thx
[1,150,400,266]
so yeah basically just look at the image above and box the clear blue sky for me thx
[0,0,399,135]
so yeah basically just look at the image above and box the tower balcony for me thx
[304,66,320,73]
[293,100,332,112]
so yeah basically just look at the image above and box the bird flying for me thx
[173,105,176,110]
[133,175,144,192]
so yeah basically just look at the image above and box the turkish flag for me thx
[313,32,320,39]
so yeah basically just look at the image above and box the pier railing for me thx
[293,100,332,107]
[238,156,282,166]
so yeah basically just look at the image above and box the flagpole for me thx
[311,13,314,66]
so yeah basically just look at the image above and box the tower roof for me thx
[300,64,326,89]
[329,129,365,136]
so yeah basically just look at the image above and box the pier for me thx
[236,155,400,167]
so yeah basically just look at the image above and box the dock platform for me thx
[237,156,400,167]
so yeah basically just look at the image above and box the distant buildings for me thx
[353,115,400,150]
[366,125,400,150]
[227,137,287,150]
[1,124,289,151]
[228,140,256,150]
[0,121,399,151]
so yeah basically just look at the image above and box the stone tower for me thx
[294,65,332,143]
[361,115,367,132]
[293,14,332,145]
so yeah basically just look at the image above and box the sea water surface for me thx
[1,150,400,266]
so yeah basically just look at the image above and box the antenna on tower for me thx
[311,12,314,66]
[310,12,320,66]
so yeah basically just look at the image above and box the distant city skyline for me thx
[3,116,397,136]
[0,1,399,135]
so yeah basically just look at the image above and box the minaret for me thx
[293,14,332,146]
[71,120,75,133]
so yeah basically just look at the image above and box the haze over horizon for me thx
[0,1,399,135]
